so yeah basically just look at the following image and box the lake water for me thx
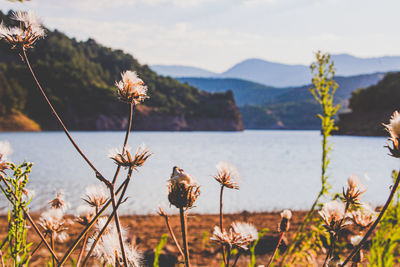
[0,130,398,215]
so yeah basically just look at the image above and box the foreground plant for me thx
[340,111,400,266]
[283,51,339,265]
[0,150,34,266]
[167,166,200,267]
[267,210,292,267]
[214,161,239,264]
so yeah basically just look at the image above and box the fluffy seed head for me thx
[351,204,377,230]
[83,184,109,210]
[0,10,45,49]
[39,209,68,242]
[384,111,400,157]
[211,222,257,250]
[215,161,239,189]
[168,166,200,209]
[116,71,149,104]
[281,209,292,220]
[75,205,96,226]
[319,201,347,232]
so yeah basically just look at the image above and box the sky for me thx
[2,0,400,72]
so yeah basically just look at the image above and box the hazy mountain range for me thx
[152,54,400,87]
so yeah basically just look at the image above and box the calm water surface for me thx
[0,130,397,215]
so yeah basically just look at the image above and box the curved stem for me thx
[322,233,335,267]
[341,171,400,266]
[159,211,185,258]
[226,246,231,267]
[232,249,242,267]
[21,49,110,188]
[75,232,88,267]
[179,208,190,267]
[220,185,227,265]
[267,232,285,267]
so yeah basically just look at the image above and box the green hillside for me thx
[336,72,400,135]
[0,11,242,131]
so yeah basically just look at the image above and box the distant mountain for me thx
[220,59,310,87]
[151,54,400,87]
[150,65,217,77]
[177,77,286,106]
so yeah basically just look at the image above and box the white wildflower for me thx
[215,161,240,189]
[280,209,292,220]
[384,111,400,138]
[116,71,148,104]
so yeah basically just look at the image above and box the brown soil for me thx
[0,210,359,266]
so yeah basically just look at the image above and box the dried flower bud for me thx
[110,145,152,170]
[214,161,239,189]
[279,210,292,232]
[115,71,149,104]
[343,174,366,205]
[0,10,45,49]
[384,111,400,158]
[167,166,200,209]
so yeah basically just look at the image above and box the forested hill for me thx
[336,72,400,135]
[0,11,242,131]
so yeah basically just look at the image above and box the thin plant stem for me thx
[30,233,47,257]
[76,232,89,267]
[226,246,231,267]
[81,171,133,267]
[50,233,56,267]
[232,250,242,267]
[179,207,190,267]
[0,175,59,262]
[220,185,227,265]
[58,178,129,266]
[111,103,134,186]
[322,233,335,267]
[21,48,110,188]
[159,211,185,258]
[267,231,285,267]
[341,171,400,266]
[109,187,128,266]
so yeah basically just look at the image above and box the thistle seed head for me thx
[49,189,68,212]
[39,208,68,242]
[0,10,45,49]
[83,184,109,210]
[343,174,366,206]
[215,161,239,189]
[115,71,149,104]
[384,111,400,158]
[110,144,152,170]
[350,204,377,230]
[167,166,200,209]
[319,201,347,233]
[211,222,258,250]
[75,205,96,226]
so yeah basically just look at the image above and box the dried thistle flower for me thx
[167,166,200,209]
[75,205,95,226]
[83,184,109,210]
[125,244,143,267]
[343,174,367,205]
[214,161,239,189]
[279,209,292,232]
[39,208,69,242]
[350,204,377,230]
[116,71,149,104]
[0,10,45,49]
[319,201,347,233]
[211,222,257,250]
[384,111,400,158]
[48,189,68,211]
[110,144,152,170]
